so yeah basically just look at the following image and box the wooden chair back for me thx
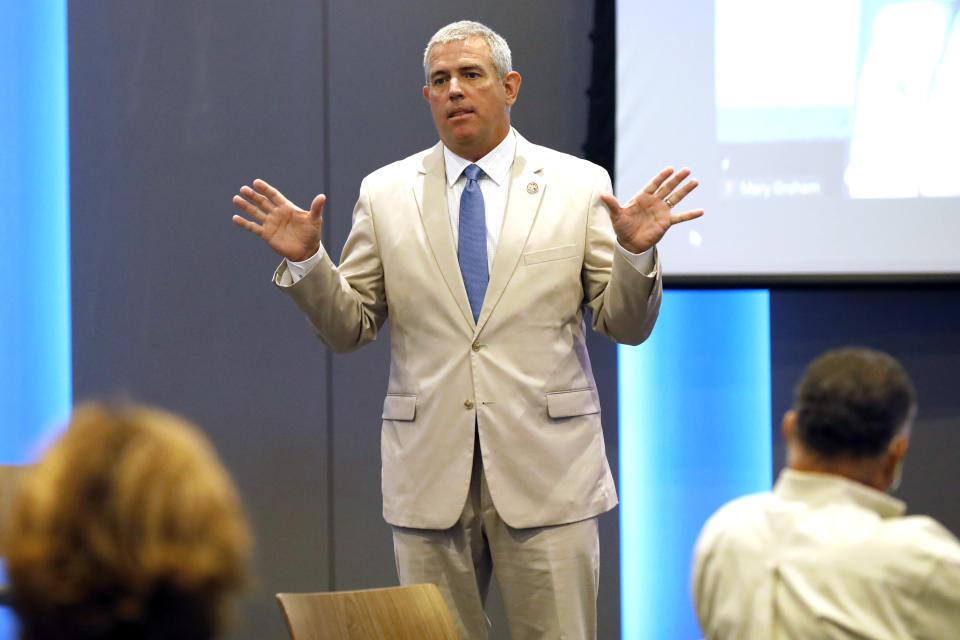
[276,583,459,640]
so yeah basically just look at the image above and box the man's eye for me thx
[433,77,446,86]
[467,72,480,79]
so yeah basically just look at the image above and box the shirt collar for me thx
[774,468,906,518]
[442,128,516,187]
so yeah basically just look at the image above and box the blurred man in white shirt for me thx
[693,347,960,640]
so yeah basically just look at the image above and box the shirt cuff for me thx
[285,245,326,282]
[615,243,655,274]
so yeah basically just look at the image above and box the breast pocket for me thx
[523,244,578,265]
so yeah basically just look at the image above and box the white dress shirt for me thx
[286,128,652,280]
[692,469,960,640]
[442,127,516,272]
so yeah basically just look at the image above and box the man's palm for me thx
[600,167,703,254]
[232,179,325,262]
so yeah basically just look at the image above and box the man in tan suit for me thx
[233,20,701,640]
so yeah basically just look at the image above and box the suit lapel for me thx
[476,134,545,333]
[414,143,476,327]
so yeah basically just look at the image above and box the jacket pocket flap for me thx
[546,389,599,418]
[382,394,417,421]
[523,244,578,265]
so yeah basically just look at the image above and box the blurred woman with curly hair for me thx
[2,402,252,640]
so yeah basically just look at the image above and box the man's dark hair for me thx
[794,347,916,458]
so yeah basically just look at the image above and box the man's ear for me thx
[888,434,909,465]
[503,71,522,106]
[782,410,797,442]
[423,86,430,102]
[882,434,910,491]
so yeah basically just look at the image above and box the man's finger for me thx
[654,168,692,200]
[670,209,704,225]
[253,178,287,205]
[309,194,326,224]
[643,166,674,194]
[599,193,621,215]
[232,214,264,236]
[240,185,276,214]
[669,178,699,203]
[232,194,267,222]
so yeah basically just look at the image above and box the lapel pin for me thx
[526,182,539,194]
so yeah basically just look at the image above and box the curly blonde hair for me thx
[3,403,251,640]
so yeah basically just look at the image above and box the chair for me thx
[276,583,459,640]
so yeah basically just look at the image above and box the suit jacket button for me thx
[464,399,474,410]
[472,341,481,351]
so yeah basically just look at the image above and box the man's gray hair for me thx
[423,20,513,82]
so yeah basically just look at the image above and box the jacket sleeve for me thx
[273,177,387,353]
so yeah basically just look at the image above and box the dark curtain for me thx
[584,0,616,180]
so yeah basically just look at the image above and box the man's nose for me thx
[448,76,463,96]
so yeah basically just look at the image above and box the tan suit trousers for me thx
[392,433,600,640]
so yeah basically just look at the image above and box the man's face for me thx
[422,37,521,161]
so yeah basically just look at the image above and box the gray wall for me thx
[70,3,332,637]
[69,3,960,640]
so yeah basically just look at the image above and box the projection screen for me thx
[616,0,960,279]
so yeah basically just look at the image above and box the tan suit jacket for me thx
[275,131,662,529]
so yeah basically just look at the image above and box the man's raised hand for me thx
[232,179,325,262]
[600,167,703,255]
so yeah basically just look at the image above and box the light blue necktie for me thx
[458,164,488,322]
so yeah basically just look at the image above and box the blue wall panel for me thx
[0,1,71,460]
[619,290,772,638]
[0,2,69,636]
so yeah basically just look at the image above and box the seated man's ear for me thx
[781,410,798,442]
[887,434,909,469]
[883,434,910,491]
[889,434,909,460]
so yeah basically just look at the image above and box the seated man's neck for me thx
[788,447,888,491]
